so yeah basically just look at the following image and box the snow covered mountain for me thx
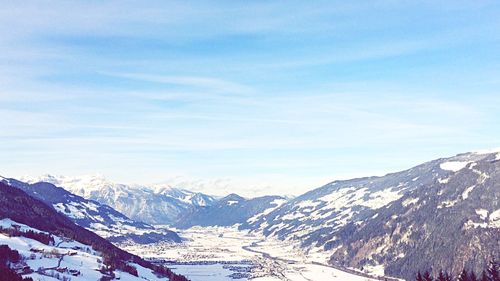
[0,180,189,281]
[1,176,181,243]
[20,174,217,225]
[245,150,500,280]
[175,194,287,228]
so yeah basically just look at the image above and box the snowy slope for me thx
[246,151,500,280]
[21,174,217,225]
[0,218,169,281]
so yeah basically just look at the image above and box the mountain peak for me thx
[222,193,245,202]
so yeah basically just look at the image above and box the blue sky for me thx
[1,1,500,196]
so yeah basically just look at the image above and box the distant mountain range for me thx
[9,149,500,280]
[18,174,289,230]
[0,176,181,244]
[21,174,217,225]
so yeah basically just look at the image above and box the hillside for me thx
[0,218,170,281]
[245,151,500,280]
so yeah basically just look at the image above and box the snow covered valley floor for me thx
[117,226,382,281]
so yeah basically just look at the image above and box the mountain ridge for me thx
[243,151,500,280]
[0,176,181,243]
[20,174,218,225]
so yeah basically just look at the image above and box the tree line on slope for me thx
[0,245,34,281]
[416,260,499,281]
[0,226,55,245]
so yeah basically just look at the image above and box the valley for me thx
[118,226,382,281]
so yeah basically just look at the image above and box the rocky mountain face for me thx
[20,174,217,225]
[0,176,181,243]
[175,193,287,228]
[245,151,500,280]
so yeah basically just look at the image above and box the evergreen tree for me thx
[437,270,453,281]
[458,268,470,281]
[437,271,447,281]
[487,260,500,281]
[481,270,490,281]
[423,270,433,281]
[470,271,478,281]
[416,271,424,281]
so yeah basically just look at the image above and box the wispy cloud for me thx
[1,1,500,195]
[102,72,253,94]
